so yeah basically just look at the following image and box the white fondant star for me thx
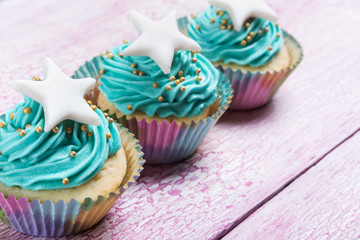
[121,10,201,74]
[208,0,278,31]
[14,58,100,132]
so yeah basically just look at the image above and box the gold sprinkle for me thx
[24,107,31,114]
[180,86,186,92]
[91,105,97,111]
[99,69,105,75]
[100,51,105,57]
[219,11,224,16]
[227,24,234,30]
[210,18,215,23]
[178,71,184,77]
[180,77,185,82]
[196,25,201,30]
[153,82,159,88]
[9,113,14,120]
[0,151,2,155]
[175,80,180,85]
[220,24,226,30]
[258,30,263,35]
[106,50,110,53]
[106,133,112,139]
[108,118,114,124]
[52,127,59,134]
[86,100,92,105]
[70,151,76,158]
[66,127,72,134]
[222,19,228,25]
[196,68,201,74]
[169,76,176,81]
[216,9,220,14]
[0,122,6,128]
[131,63,137,68]
[191,51,195,55]
[123,40,128,44]
[241,40,247,46]
[32,76,41,81]
[107,53,114,59]
[81,125,88,132]
[192,57,197,63]
[268,46,273,51]
[246,36,252,42]
[133,70,139,75]
[197,76,202,82]
[264,27,269,33]
[36,126,43,133]
[166,85,172,91]
[249,32,255,37]
[87,130,93,137]
[276,22,279,27]
[25,124,31,129]
[62,178,69,185]
[19,130,26,137]
[158,96,164,102]
[16,129,20,131]
[276,33,280,38]
[191,14,196,19]
[103,112,109,118]
[118,53,123,58]
[139,71,145,76]
[245,22,250,28]
[127,105,133,111]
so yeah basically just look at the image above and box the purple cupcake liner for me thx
[73,56,233,164]
[0,125,145,237]
[178,16,303,110]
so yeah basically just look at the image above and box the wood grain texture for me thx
[223,130,360,240]
[0,0,360,239]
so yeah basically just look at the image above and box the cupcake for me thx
[77,10,232,164]
[0,58,144,237]
[185,0,303,110]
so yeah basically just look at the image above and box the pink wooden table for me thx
[1,0,360,239]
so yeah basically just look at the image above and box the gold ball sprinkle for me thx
[100,51,105,57]
[166,85,172,91]
[107,53,114,59]
[99,69,105,75]
[0,151,2,155]
[258,30,263,35]
[241,40,247,46]
[264,27,269,33]
[222,19,228,25]
[196,68,201,74]
[191,14,196,19]
[87,130,93,137]
[191,51,195,55]
[175,80,180,85]
[180,86,186,92]
[133,70,139,75]
[70,151,76,158]
[245,22,250,28]
[153,82,159,88]
[180,77,185,82]
[118,53,123,58]
[103,112,109,118]
[220,24,226,30]
[219,11,224,16]
[227,25,234,30]
[19,130,26,137]
[276,33,280,38]
[36,126,43,133]
[192,57,197,63]
[216,9,220,14]
[268,46,273,51]
[178,71,184,77]
[24,107,31,114]
[0,122,6,128]
[81,125,88,132]
[25,124,31,129]
[131,63,137,68]
[127,105,133,111]
[246,36,252,42]
[139,71,145,76]
[62,178,69,185]
[52,127,59,134]
[249,32,255,37]
[276,22,279,27]
[32,76,41,81]
[66,127,72,134]
[87,100,92,105]
[196,25,201,30]
[9,113,14,119]
[158,96,164,102]
[91,105,97,111]
[169,76,176,81]
[210,18,215,23]
[108,118,114,124]
[106,50,110,53]
[123,40,128,44]
[197,76,202,82]
[106,133,112,139]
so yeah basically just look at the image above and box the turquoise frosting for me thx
[0,96,121,191]
[99,44,220,118]
[187,6,284,67]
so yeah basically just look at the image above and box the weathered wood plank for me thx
[0,0,360,239]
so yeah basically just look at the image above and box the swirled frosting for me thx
[0,96,121,191]
[188,6,284,67]
[99,44,219,118]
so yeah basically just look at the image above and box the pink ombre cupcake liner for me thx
[178,16,303,110]
[0,125,145,237]
[73,57,233,164]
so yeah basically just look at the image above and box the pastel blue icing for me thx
[0,96,121,191]
[99,44,220,118]
[187,6,284,67]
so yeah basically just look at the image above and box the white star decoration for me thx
[121,10,201,74]
[14,58,100,132]
[208,0,278,31]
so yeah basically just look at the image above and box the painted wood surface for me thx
[0,0,360,239]
[223,130,360,240]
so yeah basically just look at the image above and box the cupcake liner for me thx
[178,16,303,110]
[0,123,145,237]
[73,57,233,164]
